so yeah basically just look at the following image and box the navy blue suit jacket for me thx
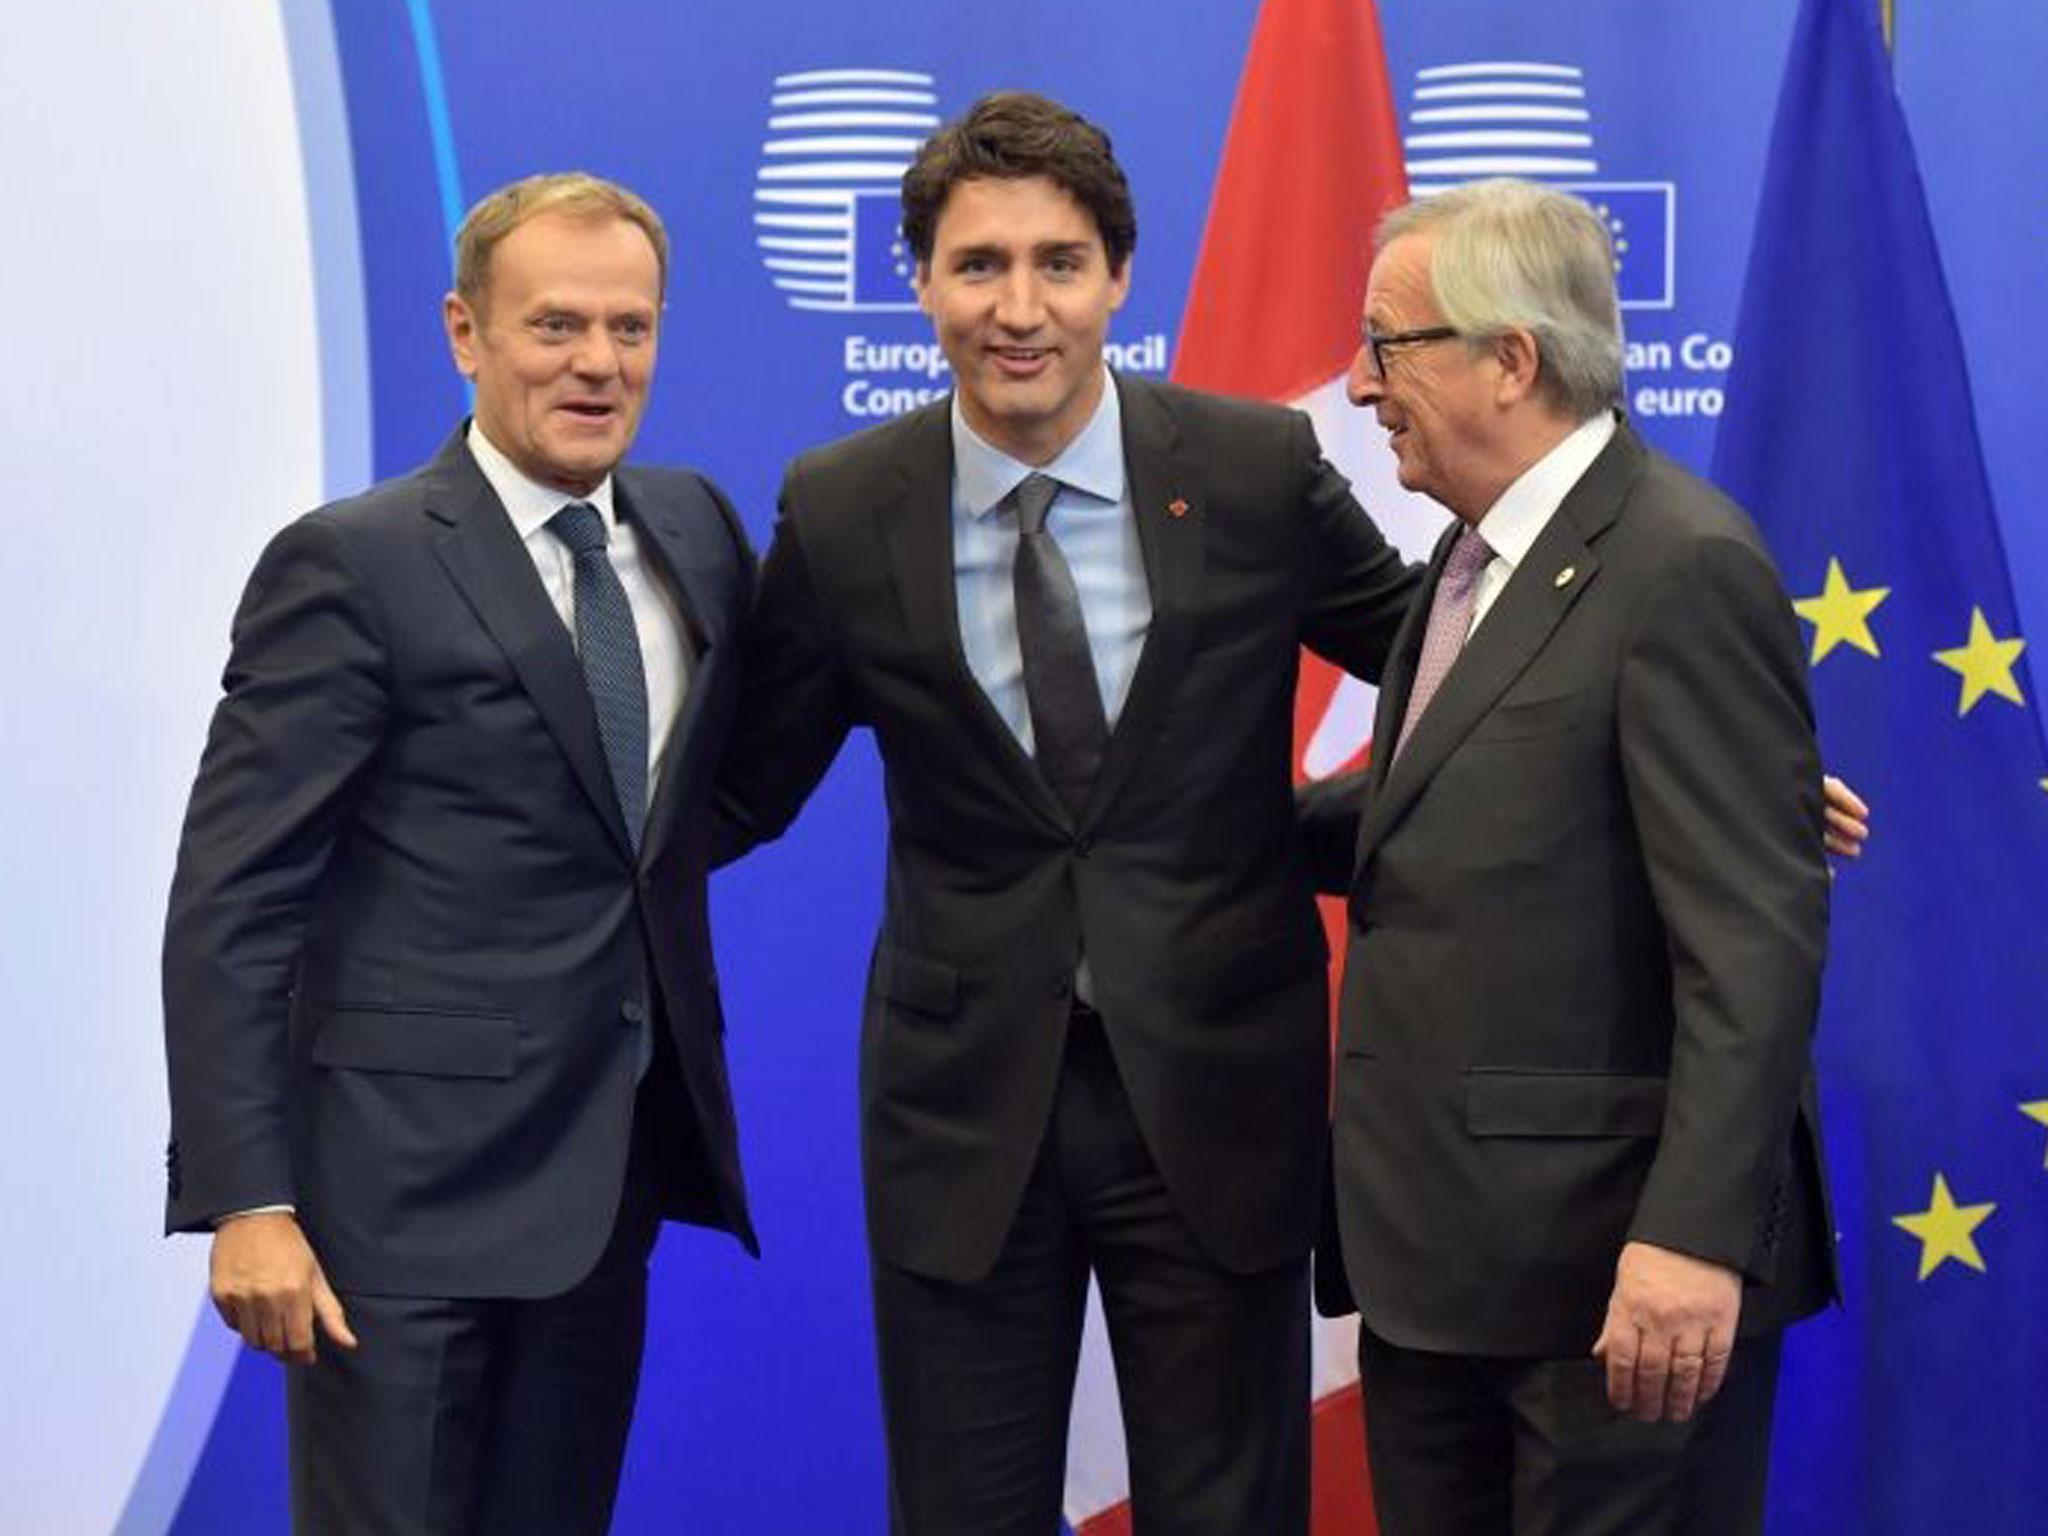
[164,429,756,1298]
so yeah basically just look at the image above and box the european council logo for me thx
[1400,61,1675,310]
[754,68,941,312]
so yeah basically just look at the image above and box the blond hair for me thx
[453,172,669,313]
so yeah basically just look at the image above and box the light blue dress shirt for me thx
[949,373,1152,755]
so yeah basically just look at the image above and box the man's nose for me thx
[993,271,1046,331]
[570,330,624,378]
[1345,346,1383,408]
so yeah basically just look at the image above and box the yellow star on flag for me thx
[1932,607,2027,715]
[2023,1101,2048,1169]
[1793,557,1889,664]
[1892,1172,1995,1280]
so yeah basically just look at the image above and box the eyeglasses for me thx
[1359,324,1461,379]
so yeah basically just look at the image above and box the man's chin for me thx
[539,441,628,490]
[972,378,1055,415]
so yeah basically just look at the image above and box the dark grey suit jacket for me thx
[1313,421,1837,1356]
[716,374,1422,1283]
[164,429,758,1298]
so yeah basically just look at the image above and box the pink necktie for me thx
[1392,525,1493,762]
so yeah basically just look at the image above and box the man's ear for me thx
[1108,253,1133,312]
[1493,327,1541,406]
[913,262,933,317]
[444,292,479,378]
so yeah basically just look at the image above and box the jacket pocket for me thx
[1466,689,1586,743]
[869,945,961,1018]
[1465,1069,1664,1137]
[310,1007,517,1079]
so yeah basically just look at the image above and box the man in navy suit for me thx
[162,172,756,1534]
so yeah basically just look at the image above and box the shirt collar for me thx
[1473,411,1616,570]
[951,368,1127,518]
[467,418,618,541]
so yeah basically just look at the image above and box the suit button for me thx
[1051,976,1071,1000]
[620,998,647,1025]
[1075,837,1093,858]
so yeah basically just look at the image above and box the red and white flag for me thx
[1063,1,1446,1530]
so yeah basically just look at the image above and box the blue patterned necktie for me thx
[548,502,649,853]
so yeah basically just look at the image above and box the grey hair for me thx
[1377,179,1624,419]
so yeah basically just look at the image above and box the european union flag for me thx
[1564,183,1675,309]
[1712,0,2048,1526]
[849,189,920,309]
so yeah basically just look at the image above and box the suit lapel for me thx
[426,432,637,863]
[620,473,720,659]
[1078,375,1205,828]
[876,405,1070,829]
[1353,423,1642,870]
[620,472,733,869]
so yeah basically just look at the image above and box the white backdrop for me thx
[0,4,328,1527]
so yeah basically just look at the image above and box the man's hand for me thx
[1590,1240,1740,1423]
[1822,774,1869,860]
[210,1211,357,1365]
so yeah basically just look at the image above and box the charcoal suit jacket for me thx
[716,374,1421,1283]
[1310,420,1838,1356]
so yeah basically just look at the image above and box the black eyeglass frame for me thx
[1360,324,1462,378]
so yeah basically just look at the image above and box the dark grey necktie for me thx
[548,502,649,853]
[1010,473,1108,820]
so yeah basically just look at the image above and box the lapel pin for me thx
[1554,565,1577,589]
[1167,497,1189,520]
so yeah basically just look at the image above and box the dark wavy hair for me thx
[900,91,1137,273]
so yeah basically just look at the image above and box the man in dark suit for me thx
[162,172,756,1534]
[1313,179,1838,1536]
[715,93,1420,1535]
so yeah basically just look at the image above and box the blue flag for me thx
[1712,0,2048,1526]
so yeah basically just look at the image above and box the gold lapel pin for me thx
[1554,565,1577,589]
[1168,497,1189,520]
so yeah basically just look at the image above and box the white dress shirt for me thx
[467,421,691,803]
[1468,411,1616,637]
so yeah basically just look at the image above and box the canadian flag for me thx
[1062,1,1447,1531]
